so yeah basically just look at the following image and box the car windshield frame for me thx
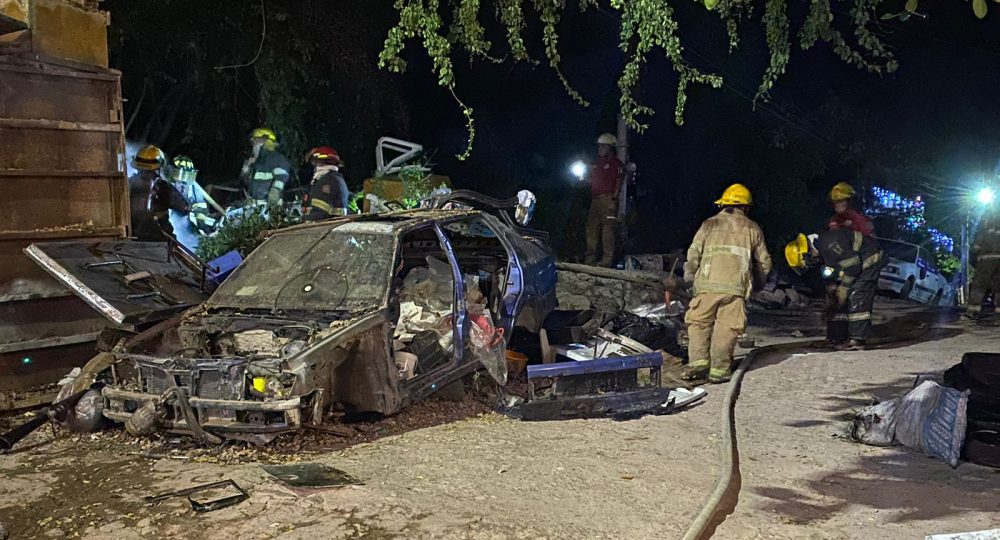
[207,223,396,315]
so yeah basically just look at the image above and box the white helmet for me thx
[597,133,617,146]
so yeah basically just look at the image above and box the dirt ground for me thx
[2,300,999,539]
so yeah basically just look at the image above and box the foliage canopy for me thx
[379,0,903,159]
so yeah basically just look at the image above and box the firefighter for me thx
[167,155,212,249]
[240,127,292,206]
[786,229,884,350]
[828,182,874,237]
[129,145,188,241]
[682,184,772,383]
[149,156,190,240]
[969,211,1000,317]
[303,146,349,221]
[585,133,624,267]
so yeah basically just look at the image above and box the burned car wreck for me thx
[27,201,557,443]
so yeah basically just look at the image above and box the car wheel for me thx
[65,388,108,433]
[899,277,914,301]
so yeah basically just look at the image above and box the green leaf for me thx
[904,0,917,13]
[973,0,988,19]
[704,0,719,10]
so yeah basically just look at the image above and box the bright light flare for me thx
[570,160,587,180]
[976,187,996,205]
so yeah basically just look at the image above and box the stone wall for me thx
[556,270,665,312]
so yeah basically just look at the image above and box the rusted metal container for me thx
[0,52,127,405]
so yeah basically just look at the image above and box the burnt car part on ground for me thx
[27,201,557,444]
[520,353,675,421]
[145,479,249,513]
[515,306,692,422]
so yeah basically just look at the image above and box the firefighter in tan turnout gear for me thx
[683,184,772,383]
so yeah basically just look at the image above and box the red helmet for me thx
[307,146,341,165]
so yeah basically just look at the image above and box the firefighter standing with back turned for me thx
[785,229,884,350]
[683,184,772,383]
[129,145,189,241]
[303,146,349,221]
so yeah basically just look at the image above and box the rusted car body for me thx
[28,207,557,442]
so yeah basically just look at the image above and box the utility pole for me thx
[961,216,970,306]
[615,115,635,254]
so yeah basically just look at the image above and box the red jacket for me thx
[590,155,623,196]
[828,207,874,237]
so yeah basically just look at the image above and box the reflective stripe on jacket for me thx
[815,229,883,287]
[245,149,292,201]
[684,208,773,298]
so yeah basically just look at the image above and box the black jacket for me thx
[815,229,882,286]
[304,168,348,221]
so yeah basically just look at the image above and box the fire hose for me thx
[681,317,937,540]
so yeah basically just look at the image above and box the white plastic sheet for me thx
[852,381,970,467]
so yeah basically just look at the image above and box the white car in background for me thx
[877,238,957,306]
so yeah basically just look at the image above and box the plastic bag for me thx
[851,381,969,467]
[469,308,507,385]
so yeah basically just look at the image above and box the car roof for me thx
[875,237,921,249]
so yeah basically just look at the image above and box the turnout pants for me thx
[828,264,880,343]
[685,292,747,378]
[585,194,617,266]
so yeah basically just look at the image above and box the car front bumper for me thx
[102,387,322,435]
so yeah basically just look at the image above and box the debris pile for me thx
[750,278,814,310]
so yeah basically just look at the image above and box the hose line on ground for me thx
[681,319,934,540]
[680,342,778,540]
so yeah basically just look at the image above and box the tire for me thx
[65,389,108,433]
[962,430,1000,469]
[899,277,915,301]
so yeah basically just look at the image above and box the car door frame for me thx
[396,221,471,403]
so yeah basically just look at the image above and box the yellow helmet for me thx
[133,145,165,171]
[251,127,277,142]
[829,182,856,202]
[785,233,820,274]
[715,183,752,206]
[597,133,617,146]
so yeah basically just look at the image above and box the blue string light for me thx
[869,186,954,252]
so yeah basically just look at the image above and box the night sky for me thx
[107,0,1000,256]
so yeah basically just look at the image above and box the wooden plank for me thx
[0,226,124,240]
[0,390,59,412]
[0,117,120,132]
[0,331,100,354]
[0,56,120,80]
[0,169,122,177]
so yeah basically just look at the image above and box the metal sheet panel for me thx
[25,241,208,325]
[0,64,118,122]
